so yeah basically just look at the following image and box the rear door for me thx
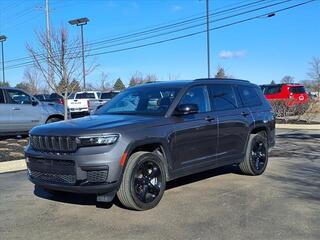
[237,84,268,131]
[208,84,251,163]
[5,89,43,132]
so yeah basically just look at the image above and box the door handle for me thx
[241,111,250,117]
[205,116,215,122]
[12,107,21,110]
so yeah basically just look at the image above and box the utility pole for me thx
[206,0,211,79]
[45,0,53,83]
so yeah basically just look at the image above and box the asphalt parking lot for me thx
[0,129,319,240]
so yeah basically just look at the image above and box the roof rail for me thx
[194,78,250,83]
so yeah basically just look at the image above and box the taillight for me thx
[59,99,64,105]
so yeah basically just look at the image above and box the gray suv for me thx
[0,87,65,136]
[25,79,275,210]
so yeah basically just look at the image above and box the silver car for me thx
[0,87,65,136]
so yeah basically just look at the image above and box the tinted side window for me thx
[35,95,44,101]
[209,84,237,111]
[0,90,4,103]
[238,86,261,107]
[7,89,32,104]
[179,86,210,113]
[262,85,281,94]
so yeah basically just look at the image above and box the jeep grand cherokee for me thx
[25,78,275,210]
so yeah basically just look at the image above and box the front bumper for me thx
[28,174,119,194]
[25,146,123,195]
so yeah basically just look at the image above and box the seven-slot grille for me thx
[27,157,76,185]
[30,135,78,153]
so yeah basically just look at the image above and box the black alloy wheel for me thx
[132,160,163,204]
[251,141,267,171]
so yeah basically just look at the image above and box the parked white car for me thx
[0,87,65,136]
[67,91,101,115]
[88,91,120,114]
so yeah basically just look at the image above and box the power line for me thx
[2,0,272,64]
[2,0,315,71]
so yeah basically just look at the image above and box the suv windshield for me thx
[289,86,306,94]
[96,87,179,116]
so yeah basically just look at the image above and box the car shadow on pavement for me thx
[266,163,320,202]
[33,165,239,209]
[276,132,320,141]
[166,165,239,190]
[268,131,320,203]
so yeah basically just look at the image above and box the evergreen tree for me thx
[215,67,227,78]
[113,78,125,91]
[0,81,10,87]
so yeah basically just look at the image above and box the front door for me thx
[172,85,218,169]
[5,89,42,132]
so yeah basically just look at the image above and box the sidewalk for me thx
[0,159,26,174]
[276,123,320,130]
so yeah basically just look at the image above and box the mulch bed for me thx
[0,137,28,162]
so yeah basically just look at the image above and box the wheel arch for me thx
[46,114,64,123]
[123,139,172,181]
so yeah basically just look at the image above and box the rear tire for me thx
[117,151,166,211]
[239,132,268,175]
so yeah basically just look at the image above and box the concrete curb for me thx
[276,124,320,130]
[0,159,26,174]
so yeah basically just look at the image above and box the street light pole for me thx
[80,24,86,89]
[68,17,89,90]
[0,35,7,83]
[206,0,211,79]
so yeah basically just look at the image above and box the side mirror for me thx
[174,104,199,116]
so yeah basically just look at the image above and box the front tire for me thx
[239,132,268,175]
[117,151,166,211]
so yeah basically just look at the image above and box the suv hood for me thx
[30,114,161,136]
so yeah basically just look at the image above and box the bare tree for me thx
[144,73,158,83]
[26,26,95,119]
[23,67,41,95]
[129,71,144,87]
[307,57,320,97]
[167,73,180,81]
[99,72,112,91]
[281,75,295,84]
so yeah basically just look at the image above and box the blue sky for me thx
[0,0,319,87]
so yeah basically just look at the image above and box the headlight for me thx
[76,134,119,147]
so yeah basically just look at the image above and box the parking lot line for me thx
[0,159,26,174]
